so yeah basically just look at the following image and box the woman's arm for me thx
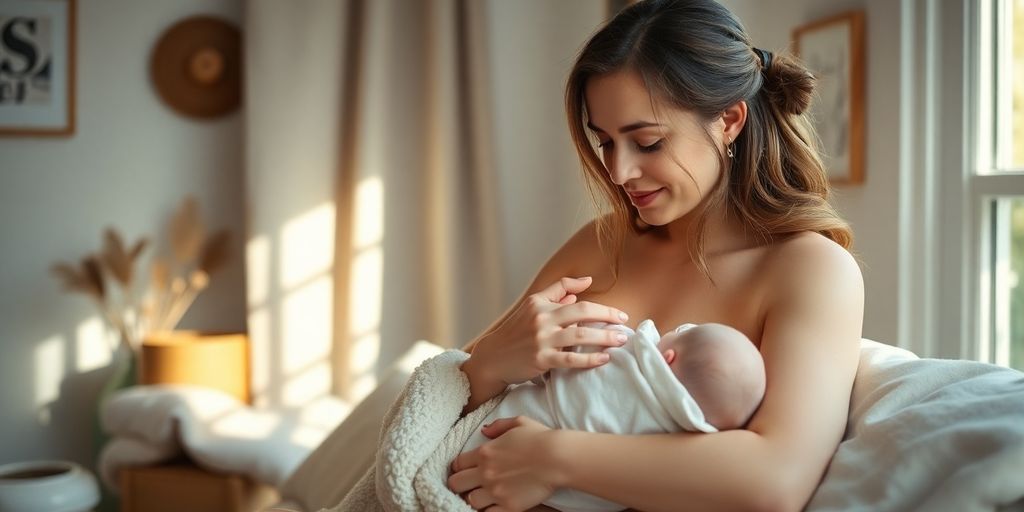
[454,235,864,512]
[459,218,628,414]
[560,237,863,512]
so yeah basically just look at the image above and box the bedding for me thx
[806,340,1024,511]
[98,384,349,493]
[272,339,1024,512]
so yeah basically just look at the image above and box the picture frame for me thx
[0,0,76,136]
[793,11,865,185]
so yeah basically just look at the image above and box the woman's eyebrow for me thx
[587,120,663,134]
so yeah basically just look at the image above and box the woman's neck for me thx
[645,203,757,259]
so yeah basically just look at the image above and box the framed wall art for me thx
[793,11,865,185]
[0,0,76,136]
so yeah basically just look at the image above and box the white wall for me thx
[734,0,903,345]
[487,0,606,305]
[0,0,246,473]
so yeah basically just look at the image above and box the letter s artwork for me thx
[0,15,52,105]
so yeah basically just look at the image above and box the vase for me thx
[0,460,100,512]
[93,341,137,512]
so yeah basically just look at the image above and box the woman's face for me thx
[584,70,725,226]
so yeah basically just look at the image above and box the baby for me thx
[651,321,766,430]
[457,319,766,512]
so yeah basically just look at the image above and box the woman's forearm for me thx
[554,429,800,512]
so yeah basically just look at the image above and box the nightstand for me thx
[119,463,279,512]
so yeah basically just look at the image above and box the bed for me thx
[269,339,1024,512]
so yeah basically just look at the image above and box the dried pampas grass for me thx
[102,228,149,287]
[51,195,232,356]
[199,230,230,275]
[170,197,206,264]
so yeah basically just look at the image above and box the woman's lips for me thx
[629,188,662,207]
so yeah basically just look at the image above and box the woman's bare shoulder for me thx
[769,231,859,274]
[762,231,862,304]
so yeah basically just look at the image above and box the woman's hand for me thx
[448,416,566,512]
[464,276,629,387]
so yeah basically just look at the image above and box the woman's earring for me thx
[726,143,735,158]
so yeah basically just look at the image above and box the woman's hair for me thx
[565,0,853,283]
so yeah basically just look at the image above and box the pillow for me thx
[278,340,446,511]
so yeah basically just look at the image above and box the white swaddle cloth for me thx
[459,319,717,512]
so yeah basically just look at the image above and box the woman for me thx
[448,0,864,510]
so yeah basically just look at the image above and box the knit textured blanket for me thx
[327,349,499,512]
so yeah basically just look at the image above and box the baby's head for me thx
[657,323,765,430]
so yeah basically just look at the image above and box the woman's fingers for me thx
[481,416,535,438]
[447,467,482,494]
[545,349,612,369]
[548,300,628,327]
[451,449,480,474]
[465,487,497,510]
[548,326,626,350]
[536,276,593,303]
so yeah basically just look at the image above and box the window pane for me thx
[1011,0,1024,169]
[1008,199,1024,370]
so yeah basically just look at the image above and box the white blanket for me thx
[807,340,1024,512]
[325,339,1024,512]
[98,385,348,493]
[460,319,715,512]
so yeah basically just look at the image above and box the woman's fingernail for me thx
[619,311,629,321]
[598,353,610,363]
[616,333,627,344]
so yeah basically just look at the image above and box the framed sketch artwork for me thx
[793,11,865,184]
[0,0,76,136]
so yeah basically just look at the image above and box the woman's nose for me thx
[608,152,641,185]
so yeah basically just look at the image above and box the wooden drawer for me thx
[120,463,278,512]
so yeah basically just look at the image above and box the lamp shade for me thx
[140,332,250,404]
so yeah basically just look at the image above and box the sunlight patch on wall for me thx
[347,175,385,401]
[248,306,271,405]
[246,235,271,308]
[349,246,383,336]
[281,203,336,288]
[283,360,332,408]
[75,316,110,372]
[281,275,333,374]
[354,176,383,250]
[34,335,65,422]
[349,332,381,402]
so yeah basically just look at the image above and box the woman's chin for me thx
[638,211,669,226]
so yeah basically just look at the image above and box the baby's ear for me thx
[662,348,676,365]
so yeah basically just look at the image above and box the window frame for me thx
[906,0,1024,365]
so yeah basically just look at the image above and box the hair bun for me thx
[761,53,815,116]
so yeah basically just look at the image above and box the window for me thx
[905,0,1024,370]
[974,0,1024,370]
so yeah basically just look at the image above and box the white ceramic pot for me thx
[0,460,100,512]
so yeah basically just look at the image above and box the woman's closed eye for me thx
[637,140,663,153]
[596,139,663,153]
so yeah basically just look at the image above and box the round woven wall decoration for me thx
[150,16,241,119]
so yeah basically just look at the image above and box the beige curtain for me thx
[245,0,504,406]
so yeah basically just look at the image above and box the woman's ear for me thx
[721,100,748,144]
